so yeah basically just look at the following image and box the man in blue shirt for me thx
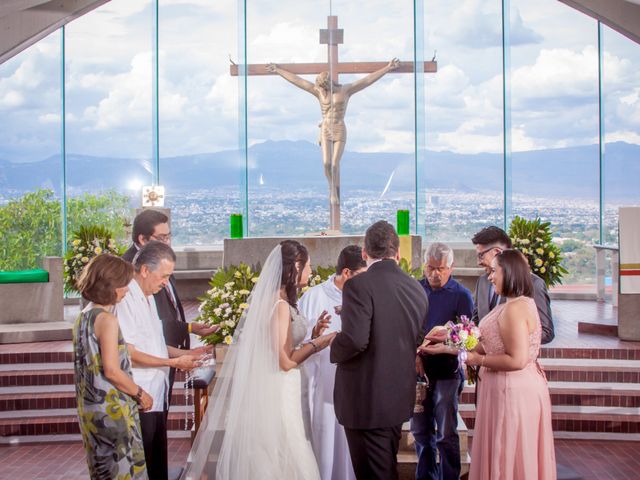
[411,242,474,480]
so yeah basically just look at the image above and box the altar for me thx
[223,235,423,270]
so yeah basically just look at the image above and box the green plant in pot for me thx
[508,216,567,287]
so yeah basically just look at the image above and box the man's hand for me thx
[424,326,448,344]
[388,57,400,71]
[266,63,277,73]
[312,310,332,338]
[191,322,220,337]
[315,331,337,350]
[138,390,153,412]
[190,345,214,357]
[418,343,458,356]
[415,355,425,376]
[171,355,198,371]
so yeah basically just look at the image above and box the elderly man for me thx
[123,209,217,402]
[116,241,203,480]
[413,242,474,480]
[470,226,554,344]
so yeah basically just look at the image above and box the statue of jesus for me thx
[266,58,400,230]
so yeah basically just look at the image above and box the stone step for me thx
[0,408,193,437]
[539,358,640,383]
[539,347,640,360]
[0,429,191,446]
[0,322,73,344]
[460,404,640,434]
[0,366,74,387]
[461,381,640,407]
[0,384,196,411]
[0,341,73,365]
[2,340,639,365]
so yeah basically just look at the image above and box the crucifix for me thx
[231,15,437,232]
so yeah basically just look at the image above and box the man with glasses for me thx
[123,209,217,403]
[471,226,554,343]
[412,242,473,480]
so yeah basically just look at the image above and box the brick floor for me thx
[0,438,637,480]
[0,438,190,480]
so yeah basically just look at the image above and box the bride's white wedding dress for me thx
[182,246,320,480]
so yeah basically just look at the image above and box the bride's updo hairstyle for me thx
[495,249,533,298]
[280,240,309,308]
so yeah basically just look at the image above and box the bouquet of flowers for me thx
[443,315,481,384]
[196,264,257,345]
[64,225,125,294]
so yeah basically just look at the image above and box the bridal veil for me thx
[182,245,290,479]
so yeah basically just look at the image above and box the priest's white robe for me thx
[299,276,356,480]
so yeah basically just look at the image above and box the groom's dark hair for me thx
[364,221,399,259]
[336,245,366,273]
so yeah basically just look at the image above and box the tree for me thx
[0,189,131,270]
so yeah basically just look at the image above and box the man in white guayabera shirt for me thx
[299,245,367,480]
[116,241,205,480]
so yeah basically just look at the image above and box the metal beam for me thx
[559,0,640,44]
[0,0,109,64]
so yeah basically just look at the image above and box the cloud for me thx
[429,0,541,49]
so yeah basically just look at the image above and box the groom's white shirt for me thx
[300,275,356,480]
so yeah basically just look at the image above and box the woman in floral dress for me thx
[74,254,153,479]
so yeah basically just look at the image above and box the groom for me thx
[331,220,429,479]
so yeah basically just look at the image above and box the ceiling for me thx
[0,0,109,64]
[559,0,640,44]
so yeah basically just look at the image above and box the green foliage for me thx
[67,191,130,240]
[508,216,568,287]
[301,265,336,294]
[196,264,258,345]
[63,225,127,294]
[0,189,131,271]
[399,257,423,280]
[0,190,60,271]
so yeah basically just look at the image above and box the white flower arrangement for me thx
[196,264,257,345]
[63,225,125,294]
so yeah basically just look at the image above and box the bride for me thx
[182,240,336,479]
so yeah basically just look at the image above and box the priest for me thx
[300,245,367,480]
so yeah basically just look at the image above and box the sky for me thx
[0,0,639,165]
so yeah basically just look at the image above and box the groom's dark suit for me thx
[330,259,428,479]
[471,272,554,344]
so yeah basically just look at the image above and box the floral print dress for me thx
[73,306,148,480]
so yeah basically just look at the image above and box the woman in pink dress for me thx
[466,249,556,480]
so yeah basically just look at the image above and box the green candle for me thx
[397,210,410,236]
[230,214,243,239]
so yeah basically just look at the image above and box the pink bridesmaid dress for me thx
[470,296,556,480]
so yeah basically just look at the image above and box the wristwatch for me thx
[134,386,143,403]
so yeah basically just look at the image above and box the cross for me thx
[230,15,437,232]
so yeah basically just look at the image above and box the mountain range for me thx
[0,140,637,201]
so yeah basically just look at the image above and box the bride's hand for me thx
[312,310,331,338]
[315,331,337,350]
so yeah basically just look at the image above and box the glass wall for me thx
[510,0,599,285]
[242,0,416,236]
[602,25,640,245]
[1,0,639,287]
[422,0,504,241]
[64,1,154,242]
[158,0,240,246]
[0,32,62,269]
